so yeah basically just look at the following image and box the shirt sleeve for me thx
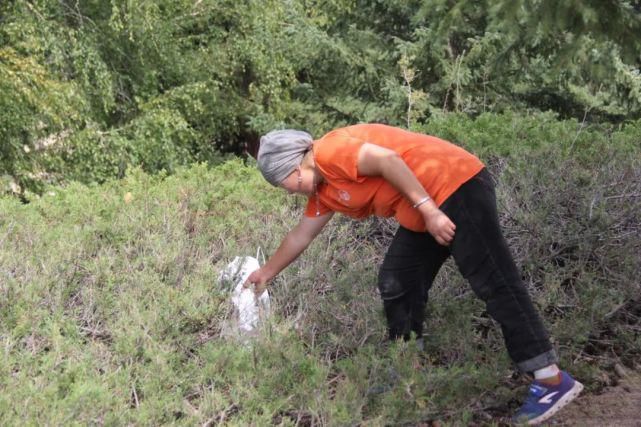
[313,130,367,183]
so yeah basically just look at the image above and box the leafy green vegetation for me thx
[1,0,640,423]
[2,1,641,194]
[1,113,639,424]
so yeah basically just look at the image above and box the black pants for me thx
[377,169,558,372]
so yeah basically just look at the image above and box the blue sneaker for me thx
[513,371,583,425]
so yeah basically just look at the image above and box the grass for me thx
[1,113,640,425]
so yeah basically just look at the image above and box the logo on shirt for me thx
[338,190,351,202]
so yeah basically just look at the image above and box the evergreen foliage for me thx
[2,0,640,193]
[1,2,639,422]
[1,119,639,423]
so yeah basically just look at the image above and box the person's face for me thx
[280,166,314,195]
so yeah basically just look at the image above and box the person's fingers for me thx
[445,219,456,234]
[254,283,266,297]
[446,222,455,234]
[244,275,257,288]
[437,224,453,240]
[442,228,454,245]
[245,270,261,288]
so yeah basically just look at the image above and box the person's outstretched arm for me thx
[357,142,455,246]
[245,211,334,295]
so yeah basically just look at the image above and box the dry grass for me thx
[1,132,639,424]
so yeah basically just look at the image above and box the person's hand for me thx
[423,208,456,246]
[244,268,271,296]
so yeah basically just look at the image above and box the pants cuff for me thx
[516,349,559,373]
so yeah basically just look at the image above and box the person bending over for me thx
[246,124,582,425]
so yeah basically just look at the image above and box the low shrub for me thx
[1,118,639,424]
[418,110,641,161]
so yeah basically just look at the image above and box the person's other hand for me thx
[424,209,456,246]
[244,268,270,296]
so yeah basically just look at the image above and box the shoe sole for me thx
[527,380,584,425]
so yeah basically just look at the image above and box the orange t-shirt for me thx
[304,124,484,232]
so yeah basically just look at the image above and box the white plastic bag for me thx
[217,251,270,333]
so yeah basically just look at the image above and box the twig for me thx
[568,107,591,153]
[604,192,641,201]
[605,301,629,319]
[205,403,239,426]
[24,1,45,20]
[454,51,466,112]
[132,385,140,408]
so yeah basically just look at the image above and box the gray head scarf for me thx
[257,129,314,186]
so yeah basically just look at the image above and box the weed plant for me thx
[1,116,639,425]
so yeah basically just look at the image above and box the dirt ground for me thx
[552,368,641,427]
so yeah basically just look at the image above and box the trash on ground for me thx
[217,254,270,333]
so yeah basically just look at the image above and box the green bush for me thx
[4,0,641,195]
[1,121,639,424]
[418,110,641,160]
